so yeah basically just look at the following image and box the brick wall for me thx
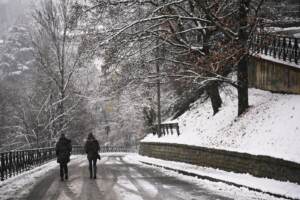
[139,142,300,184]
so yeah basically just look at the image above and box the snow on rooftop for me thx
[142,87,300,163]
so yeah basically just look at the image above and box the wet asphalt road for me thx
[25,155,272,200]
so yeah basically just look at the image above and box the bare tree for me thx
[32,0,91,138]
[82,0,267,116]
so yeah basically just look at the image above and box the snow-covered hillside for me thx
[142,88,300,163]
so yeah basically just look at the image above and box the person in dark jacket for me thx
[55,133,72,181]
[84,133,100,179]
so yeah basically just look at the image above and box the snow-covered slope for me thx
[142,88,300,163]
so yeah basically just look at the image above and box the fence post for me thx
[5,153,8,179]
[12,152,15,176]
[1,153,5,181]
[21,151,25,172]
[40,149,44,164]
[25,151,29,170]
[273,37,277,58]
[263,34,268,55]
[283,37,287,61]
[11,152,15,176]
[176,124,180,136]
[49,149,54,159]
[288,38,292,62]
[14,151,17,175]
[30,150,33,167]
[8,152,12,177]
[295,38,298,64]
[16,151,19,175]
[38,149,41,165]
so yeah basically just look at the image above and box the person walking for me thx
[55,133,72,181]
[84,133,100,179]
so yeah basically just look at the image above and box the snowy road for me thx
[24,154,280,200]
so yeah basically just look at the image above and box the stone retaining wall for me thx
[139,142,300,184]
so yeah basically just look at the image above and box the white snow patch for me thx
[114,175,143,200]
[142,88,300,163]
[20,47,33,52]
[253,53,300,69]
[267,26,300,33]
[17,63,29,71]
[94,57,104,72]
[294,33,300,38]
[79,160,88,167]
[128,167,158,198]
[10,71,22,75]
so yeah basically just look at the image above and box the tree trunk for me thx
[206,82,222,115]
[202,31,222,115]
[57,89,65,135]
[237,56,249,116]
[237,0,250,116]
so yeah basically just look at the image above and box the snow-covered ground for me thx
[0,153,286,200]
[125,154,300,200]
[0,155,85,200]
[142,88,300,163]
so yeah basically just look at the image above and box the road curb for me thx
[140,161,298,200]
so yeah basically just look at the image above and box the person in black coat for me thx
[84,133,100,179]
[55,133,72,181]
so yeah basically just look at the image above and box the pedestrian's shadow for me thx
[79,177,105,200]
[58,179,81,200]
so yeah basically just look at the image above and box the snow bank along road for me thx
[1,154,284,200]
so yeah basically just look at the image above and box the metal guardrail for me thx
[0,145,136,181]
[151,123,180,137]
[250,34,299,64]
[0,148,56,181]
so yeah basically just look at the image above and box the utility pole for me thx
[156,33,163,137]
[156,40,161,137]
[156,0,167,137]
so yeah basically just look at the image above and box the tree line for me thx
[0,0,297,150]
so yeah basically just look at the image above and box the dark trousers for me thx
[88,159,97,178]
[60,163,68,180]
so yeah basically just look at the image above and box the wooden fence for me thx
[0,145,136,181]
[250,34,299,64]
